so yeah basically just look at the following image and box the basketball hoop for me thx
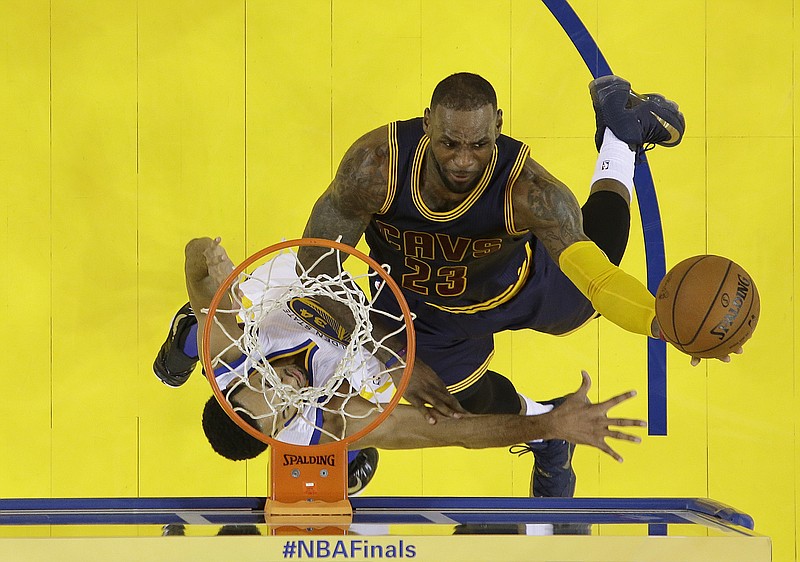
[200,238,415,526]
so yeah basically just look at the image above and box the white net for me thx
[205,243,411,443]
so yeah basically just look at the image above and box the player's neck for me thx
[420,151,477,212]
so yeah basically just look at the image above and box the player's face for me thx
[230,357,309,435]
[269,355,309,390]
[423,104,502,194]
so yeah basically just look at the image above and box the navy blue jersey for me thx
[363,118,599,394]
[365,118,534,313]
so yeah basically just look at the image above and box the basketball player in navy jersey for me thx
[154,74,726,497]
[295,73,689,498]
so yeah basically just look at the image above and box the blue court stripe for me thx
[541,0,668,435]
[540,0,612,77]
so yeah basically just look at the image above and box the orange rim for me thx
[201,237,415,448]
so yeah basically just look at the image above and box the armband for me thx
[558,241,655,336]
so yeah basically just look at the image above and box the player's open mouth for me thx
[449,171,473,182]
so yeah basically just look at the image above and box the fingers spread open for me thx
[576,370,592,397]
[607,430,641,443]
[599,442,623,463]
[600,390,637,411]
[608,418,647,428]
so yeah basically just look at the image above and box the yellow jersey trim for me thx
[379,122,399,215]
[360,378,394,401]
[426,242,533,314]
[504,143,531,236]
[446,351,494,394]
[267,341,317,372]
[411,136,498,222]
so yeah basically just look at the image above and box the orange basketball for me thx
[655,255,759,358]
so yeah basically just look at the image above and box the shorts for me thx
[373,240,595,396]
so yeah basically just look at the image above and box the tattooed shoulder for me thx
[513,158,587,257]
[333,126,391,214]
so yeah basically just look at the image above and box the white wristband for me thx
[519,394,554,444]
[520,394,554,416]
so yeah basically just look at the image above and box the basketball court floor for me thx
[0,496,770,561]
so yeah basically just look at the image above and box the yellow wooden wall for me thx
[0,0,796,559]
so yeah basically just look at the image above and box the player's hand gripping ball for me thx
[655,255,759,359]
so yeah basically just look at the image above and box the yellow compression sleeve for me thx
[558,241,655,336]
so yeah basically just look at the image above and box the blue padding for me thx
[350,497,754,530]
[0,496,264,512]
[0,497,754,530]
[450,512,685,525]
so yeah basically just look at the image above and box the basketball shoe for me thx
[348,448,379,496]
[589,75,685,152]
[153,303,199,387]
[510,396,576,498]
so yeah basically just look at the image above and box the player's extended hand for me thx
[185,237,242,303]
[546,370,646,462]
[654,316,746,367]
[689,347,744,367]
[403,359,468,424]
[202,237,237,287]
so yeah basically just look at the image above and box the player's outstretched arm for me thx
[352,370,645,462]
[512,159,658,339]
[543,370,645,462]
[184,237,244,363]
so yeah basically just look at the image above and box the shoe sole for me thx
[634,92,684,146]
[152,303,197,388]
[347,448,379,496]
[152,358,191,388]
[589,75,631,106]
[590,75,684,148]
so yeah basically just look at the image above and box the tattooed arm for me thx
[300,125,467,422]
[511,158,591,261]
[297,126,391,339]
[301,126,390,262]
[512,158,659,337]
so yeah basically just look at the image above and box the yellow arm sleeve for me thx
[558,241,656,336]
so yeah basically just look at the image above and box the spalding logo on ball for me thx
[655,255,760,359]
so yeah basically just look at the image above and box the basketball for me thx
[655,255,760,358]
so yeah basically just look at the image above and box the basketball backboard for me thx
[0,496,770,561]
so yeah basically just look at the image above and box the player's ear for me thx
[423,107,431,134]
[495,109,503,136]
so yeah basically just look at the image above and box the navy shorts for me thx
[373,240,595,393]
